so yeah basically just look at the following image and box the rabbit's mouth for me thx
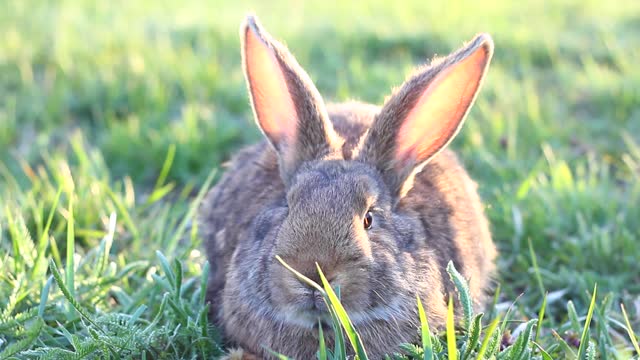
[280,300,401,330]
[273,279,390,329]
[277,308,333,330]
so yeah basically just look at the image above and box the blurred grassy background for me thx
[1,0,639,357]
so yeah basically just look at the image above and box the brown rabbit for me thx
[199,15,497,359]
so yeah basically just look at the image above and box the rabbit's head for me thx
[240,15,493,328]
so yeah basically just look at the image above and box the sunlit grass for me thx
[1,0,640,358]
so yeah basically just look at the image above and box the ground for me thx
[0,0,639,358]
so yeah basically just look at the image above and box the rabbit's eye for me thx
[363,211,373,230]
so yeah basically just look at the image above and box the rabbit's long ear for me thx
[358,34,493,198]
[242,15,339,182]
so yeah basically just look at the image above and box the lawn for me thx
[1,0,639,358]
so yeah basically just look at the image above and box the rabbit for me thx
[199,14,497,360]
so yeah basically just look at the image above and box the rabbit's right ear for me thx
[241,16,340,183]
[358,34,493,200]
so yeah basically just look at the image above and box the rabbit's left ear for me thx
[242,15,340,183]
[358,34,493,198]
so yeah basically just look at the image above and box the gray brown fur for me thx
[200,15,496,359]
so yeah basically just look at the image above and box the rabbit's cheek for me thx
[329,271,371,312]
[268,269,298,303]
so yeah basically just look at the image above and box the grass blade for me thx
[621,303,640,356]
[65,196,75,315]
[95,212,117,278]
[173,258,183,303]
[567,300,581,332]
[31,186,63,281]
[446,296,457,360]
[577,284,597,360]
[417,295,433,360]
[501,293,524,333]
[476,316,500,360]
[318,320,327,360]
[199,261,210,305]
[276,256,345,358]
[265,350,293,359]
[533,342,553,360]
[106,186,140,241]
[275,256,323,293]
[551,329,577,359]
[317,264,368,360]
[153,143,176,192]
[487,283,501,321]
[528,237,546,297]
[38,276,53,317]
[535,292,548,343]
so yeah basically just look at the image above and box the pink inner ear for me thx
[395,46,489,165]
[245,26,297,144]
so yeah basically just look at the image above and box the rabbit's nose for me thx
[311,289,326,311]
[298,267,336,287]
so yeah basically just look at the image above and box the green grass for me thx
[1,0,639,358]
